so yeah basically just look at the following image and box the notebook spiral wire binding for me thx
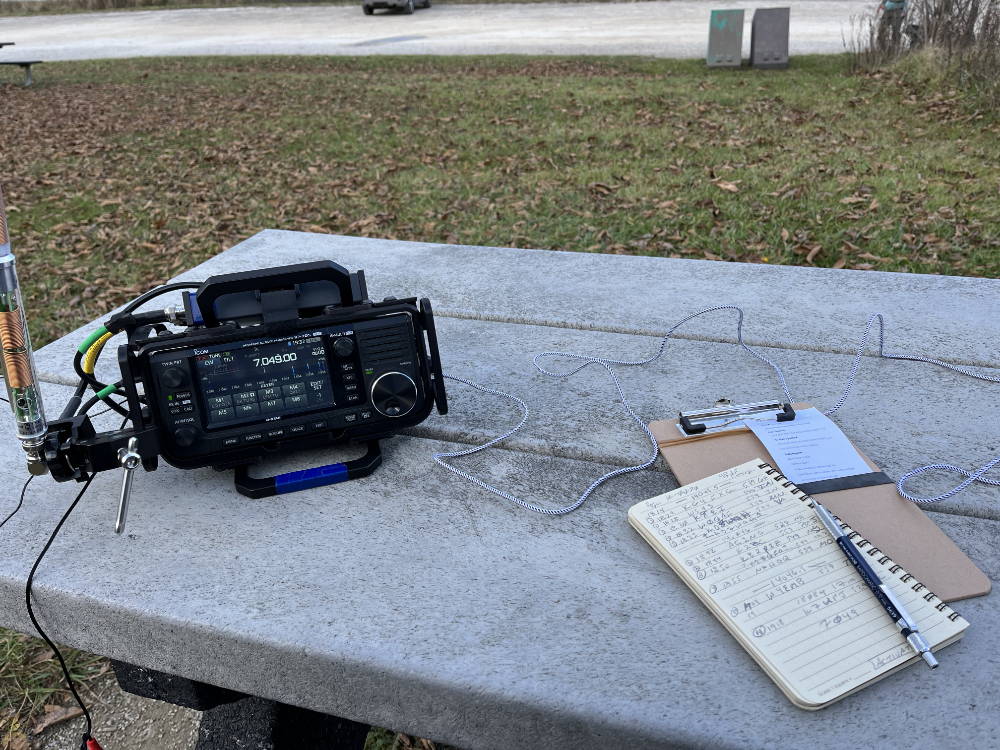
[435,306,1000,513]
[757,461,963,623]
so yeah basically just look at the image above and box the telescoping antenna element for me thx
[0,180,48,475]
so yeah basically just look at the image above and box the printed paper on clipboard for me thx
[745,407,872,485]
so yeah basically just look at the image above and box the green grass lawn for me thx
[0,629,105,748]
[2,54,998,349]
[0,52,998,747]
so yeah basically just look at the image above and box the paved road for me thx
[1,1,869,61]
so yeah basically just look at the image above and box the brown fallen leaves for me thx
[1,56,997,350]
[587,181,617,195]
[0,629,107,749]
[29,705,84,735]
[713,179,740,193]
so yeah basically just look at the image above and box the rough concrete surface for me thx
[1,402,999,749]
[1,1,869,62]
[34,232,1000,390]
[6,235,1000,750]
[34,673,200,750]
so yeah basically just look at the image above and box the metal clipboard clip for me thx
[678,399,796,436]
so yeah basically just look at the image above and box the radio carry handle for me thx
[195,261,367,328]
[233,439,383,499]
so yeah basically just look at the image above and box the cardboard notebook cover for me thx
[649,403,991,602]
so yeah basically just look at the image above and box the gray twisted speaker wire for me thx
[824,312,1000,416]
[823,312,1000,503]
[433,305,791,514]
[434,307,1000,511]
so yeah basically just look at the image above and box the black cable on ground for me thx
[0,475,32,532]
[24,477,97,750]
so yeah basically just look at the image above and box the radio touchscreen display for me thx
[194,334,335,428]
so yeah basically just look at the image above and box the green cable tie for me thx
[97,384,118,400]
[78,327,109,354]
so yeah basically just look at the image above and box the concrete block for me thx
[196,697,369,750]
[707,9,744,67]
[751,7,790,69]
[112,659,245,711]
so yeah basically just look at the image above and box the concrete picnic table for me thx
[2,230,999,749]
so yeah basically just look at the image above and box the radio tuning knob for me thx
[161,367,186,389]
[371,372,417,417]
[173,426,198,448]
[333,337,354,357]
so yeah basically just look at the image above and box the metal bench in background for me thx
[0,45,42,87]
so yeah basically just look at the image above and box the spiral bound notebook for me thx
[648,405,991,603]
[628,459,969,710]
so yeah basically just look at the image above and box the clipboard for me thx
[649,403,991,602]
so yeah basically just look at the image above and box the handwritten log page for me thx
[629,459,968,710]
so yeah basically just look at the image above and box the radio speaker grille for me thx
[358,323,411,366]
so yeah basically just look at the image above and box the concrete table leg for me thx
[111,661,370,749]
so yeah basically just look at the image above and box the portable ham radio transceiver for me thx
[8,258,448,534]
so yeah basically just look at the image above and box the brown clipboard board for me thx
[649,403,991,603]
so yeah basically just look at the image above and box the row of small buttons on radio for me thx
[168,390,195,416]
[217,410,374,447]
[208,382,316,410]
[211,392,328,422]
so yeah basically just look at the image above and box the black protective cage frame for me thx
[42,261,448,494]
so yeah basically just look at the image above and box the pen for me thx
[811,500,939,668]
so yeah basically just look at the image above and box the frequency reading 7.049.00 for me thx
[254,352,297,368]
